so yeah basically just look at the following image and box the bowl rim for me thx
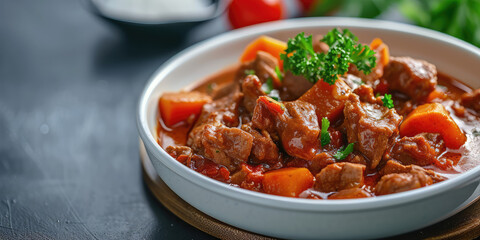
[137,17,480,212]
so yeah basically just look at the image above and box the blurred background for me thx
[0,0,479,239]
[91,0,480,46]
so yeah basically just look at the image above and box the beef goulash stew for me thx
[157,29,480,199]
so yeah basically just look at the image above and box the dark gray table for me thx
[0,1,223,239]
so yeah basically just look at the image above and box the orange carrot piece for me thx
[257,96,286,114]
[159,92,212,127]
[400,103,466,149]
[263,167,314,197]
[370,38,389,66]
[240,36,287,70]
[299,78,351,122]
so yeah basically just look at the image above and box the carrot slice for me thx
[257,96,286,114]
[370,38,389,66]
[240,36,287,70]
[263,167,314,197]
[159,92,211,127]
[399,103,466,149]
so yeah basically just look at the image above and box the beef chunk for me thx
[375,168,433,195]
[281,101,320,159]
[252,99,320,160]
[460,89,480,113]
[343,94,402,168]
[353,84,378,104]
[165,146,193,159]
[235,51,280,84]
[189,124,253,170]
[314,162,366,192]
[241,123,279,163]
[308,152,336,175]
[389,133,445,166]
[187,92,254,170]
[329,188,371,199]
[241,75,265,113]
[194,92,243,128]
[380,160,446,183]
[383,57,437,102]
[281,71,314,101]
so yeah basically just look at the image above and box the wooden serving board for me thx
[140,142,480,240]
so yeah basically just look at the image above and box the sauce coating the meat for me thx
[157,35,480,199]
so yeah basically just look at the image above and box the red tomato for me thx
[298,0,316,12]
[228,0,285,29]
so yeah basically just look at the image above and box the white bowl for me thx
[137,17,480,239]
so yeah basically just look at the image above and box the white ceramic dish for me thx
[137,17,480,239]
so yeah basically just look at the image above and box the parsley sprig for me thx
[334,143,355,160]
[281,29,376,85]
[382,93,394,109]
[320,117,331,147]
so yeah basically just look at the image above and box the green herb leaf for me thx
[382,93,394,109]
[274,66,284,82]
[261,78,274,94]
[334,143,355,160]
[320,117,331,147]
[281,29,376,85]
[245,69,255,75]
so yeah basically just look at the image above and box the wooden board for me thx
[140,142,480,240]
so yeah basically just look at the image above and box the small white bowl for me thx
[137,17,480,239]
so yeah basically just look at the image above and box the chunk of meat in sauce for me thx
[375,171,432,195]
[460,89,480,113]
[329,188,372,199]
[353,84,378,104]
[383,57,437,102]
[343,94,402,169]
[280,71,314,101]
[189,124,253,170]
[314,162,366,192]
[241,123,279,163]
[241,74,265,113]
[165,146,193,160]
[380,160,446,183]
[252,99,320,160]
[235,51,280,84]
[188,93,252,170]
[193,92,243,128]
[389,133,445,166]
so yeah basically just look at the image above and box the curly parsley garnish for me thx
[281,29,376,85]
[382,93,394,109]
[334,143,355,160]
[320,117,331,147]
